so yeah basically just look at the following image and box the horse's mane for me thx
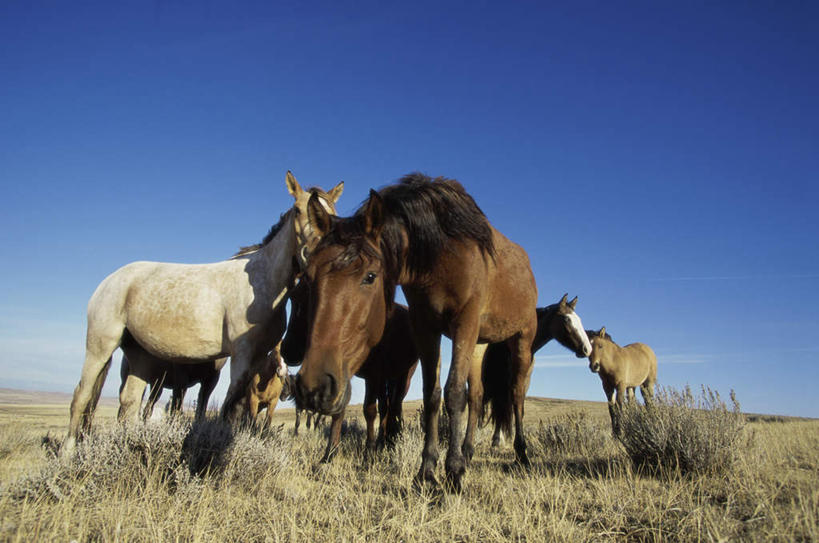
[375,172,495,279]
[313,173,494,308]
[232,187,332,259]
[587,329,614,341]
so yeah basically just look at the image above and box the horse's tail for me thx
[481,342,513,439]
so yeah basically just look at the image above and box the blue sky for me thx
[1,1,817,417]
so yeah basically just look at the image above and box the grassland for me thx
[0,388,816,542]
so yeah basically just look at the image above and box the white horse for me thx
[62,172,343,455]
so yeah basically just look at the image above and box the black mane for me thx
[313,172,494,307]
[376,173,495,279]
[232,209,291,258]
[232,186,332,259]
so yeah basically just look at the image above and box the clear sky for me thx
[1,1,817,417]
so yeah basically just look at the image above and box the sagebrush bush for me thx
[616,385,748,476]
[7,417,290,503]
[533,411,611,459]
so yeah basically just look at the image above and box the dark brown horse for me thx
[293,173,538,490]
[282,282,418,461]
[478,294,592,449]
[118,332,223,421]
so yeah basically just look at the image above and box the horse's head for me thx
[587,326,609,373]
[547,294,592,358]
[292,190,394,415]
[286,171,344,269]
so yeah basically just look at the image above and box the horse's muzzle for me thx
[293,373,350,415]
[589,362,600,373]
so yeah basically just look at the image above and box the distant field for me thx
[0,388,816,541]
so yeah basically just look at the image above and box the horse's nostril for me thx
[321,373,337,403]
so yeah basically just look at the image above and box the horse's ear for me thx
[568,296,578,310]
[328,181,344,204]
[559,293,569,308]
[599,326,606,337]
[286,171,303,198]
[362,189,384,237]
[307,191,332,237]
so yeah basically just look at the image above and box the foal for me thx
[245,344,290,427]
[587,327,657,434]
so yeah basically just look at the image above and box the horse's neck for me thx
[532,305,558,352]
[600,341,623,371]
[247,215,298,308]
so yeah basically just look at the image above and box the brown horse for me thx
[118,333,224,420]
[282,282,419,461]
[245,343,291,427]
[479,294,592,450]
[294,173,537,489]
[587,326,657,434]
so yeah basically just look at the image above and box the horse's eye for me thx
[361,272,377,285]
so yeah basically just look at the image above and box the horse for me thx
[245,343,291,427]
[293,173,537,490]
[61,172,343,455]
[281,281,419,461]
[479,294,592,448]
[119,332,224,421]
[587,326,657,434]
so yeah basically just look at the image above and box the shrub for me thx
[615,385,748,476]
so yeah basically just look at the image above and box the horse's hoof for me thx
[413,466,439,490]
[444,470,464,493]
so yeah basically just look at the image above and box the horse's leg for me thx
[385,373,408,447]
[170,386,185,415]
[265,395,280,428]
[627,387,636,404]
[443,313,482,491]
[196,370,220,421]
[118,373,147,423]
[640,377,655,408]
[64,335,120,454]
[306,411,313,430]
[321,411,345,463]
[411,320,443,488]
[508,330,535,467]
[362,379,378,457]
[377,381,390,447]
[142,381,163,421]
[602,381,617,434]
[463,343,488,465]
[221,348,253,423]
[294,408,302,435]
[613,383,627,436]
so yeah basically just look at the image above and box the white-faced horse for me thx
[62,172,342,454]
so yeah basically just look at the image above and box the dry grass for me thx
[0,391,816,542]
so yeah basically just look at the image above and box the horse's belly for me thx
[125,308,226,360]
